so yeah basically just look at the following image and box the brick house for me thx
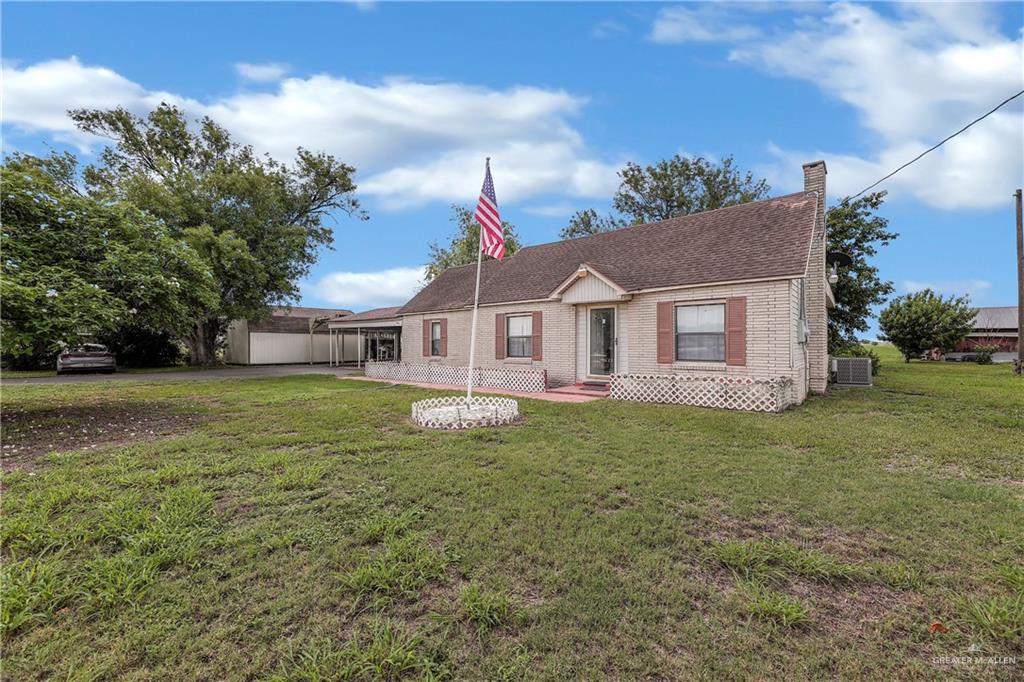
[380,161,833,411]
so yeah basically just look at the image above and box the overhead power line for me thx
[845,88,1024,202]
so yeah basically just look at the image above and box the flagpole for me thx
[466,159,488,404]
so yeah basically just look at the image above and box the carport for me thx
[326,307,403,367]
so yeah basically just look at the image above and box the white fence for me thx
[610,373,794,413]
[364,361,547,393]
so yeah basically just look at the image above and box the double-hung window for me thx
[506,314,533,358]
[430,321,442,356]
[675,304,725,362]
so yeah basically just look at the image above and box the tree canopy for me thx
[69,103,365,363]
[826,192,898,352]
[878,289,975,362]
[559,154,770,239]
[0,153,217,361]
[424,206,522,282]
[558,154,896,350]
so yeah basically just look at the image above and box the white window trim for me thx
[674,301,727,364]
[429,320,442,357]
[505,313,533,359]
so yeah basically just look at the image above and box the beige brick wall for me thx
[803,161,829,393]
[400,277,814,403]
[401,300,578,387]
[624,279,807,394]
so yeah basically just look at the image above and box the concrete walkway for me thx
[1,365,360,385]
[347,375,606,403]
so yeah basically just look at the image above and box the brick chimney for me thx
[802,160,828,394]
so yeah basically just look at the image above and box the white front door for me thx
[588,307,616,376]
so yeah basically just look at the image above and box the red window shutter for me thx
[422,319,430,357]
[439,318,448,357]
[495,313,506,360]
[726,297,747,366]
[531,311,543,360]
[656,301,673,363]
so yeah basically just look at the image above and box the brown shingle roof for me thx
[400,192,817,314]
[249,306,352,333]
[337,306,403,322]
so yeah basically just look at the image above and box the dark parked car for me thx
[56,344,117,374]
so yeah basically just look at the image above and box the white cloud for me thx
[235,62,289,82]
[656,3,1024,210]
[313,266,425,309]
[522,202,579,218]
[650,6,761,44]
[1,58,619,209]
[592,20,626,40]
[903,279,991,298]
[0,56,193,151]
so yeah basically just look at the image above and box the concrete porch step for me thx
[547,382,610,396]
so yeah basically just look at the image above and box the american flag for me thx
[474,159,505,260]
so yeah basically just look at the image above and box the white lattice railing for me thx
[411,396,520,430]
[364,361,547,393]
[609,373,794,413]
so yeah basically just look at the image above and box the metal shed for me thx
[224,307,352,365]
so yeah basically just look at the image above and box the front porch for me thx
[326,307,403,368]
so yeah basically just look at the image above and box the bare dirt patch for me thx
[1,402,205,472]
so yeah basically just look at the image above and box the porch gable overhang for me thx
[549,263,632,304]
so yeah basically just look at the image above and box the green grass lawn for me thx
[1,345,1021,680]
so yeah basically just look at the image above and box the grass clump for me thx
[738,581,810,628]
[81,552,159,613]
[868,561,924,590]
[0,555,72,637]
[711,539,859,584]
[359,510,422,544]
[998,564,1024,595]
[958,594,1024,647]
[342,534,449,605]
[459,583,513,637]
[271,619,450,681]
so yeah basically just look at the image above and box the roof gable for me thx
[552,264,631,304]
[400,192,817,314]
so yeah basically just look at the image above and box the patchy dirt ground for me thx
[0,401,204,471]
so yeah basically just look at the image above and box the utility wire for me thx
[844,88,1024,202]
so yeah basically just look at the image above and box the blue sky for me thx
[4,2,1022,334]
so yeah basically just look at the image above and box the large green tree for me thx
[70,103,365,363]
[826,192,898,352]
[878,289,975,362]
[424,205,522,282]
[559,154,770,239]
[0,152,217,364]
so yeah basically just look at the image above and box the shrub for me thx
[972,344,1000,365]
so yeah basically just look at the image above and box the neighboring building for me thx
[949,306,1019,363]
[224,306,351,365]
[380,161,832,411]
